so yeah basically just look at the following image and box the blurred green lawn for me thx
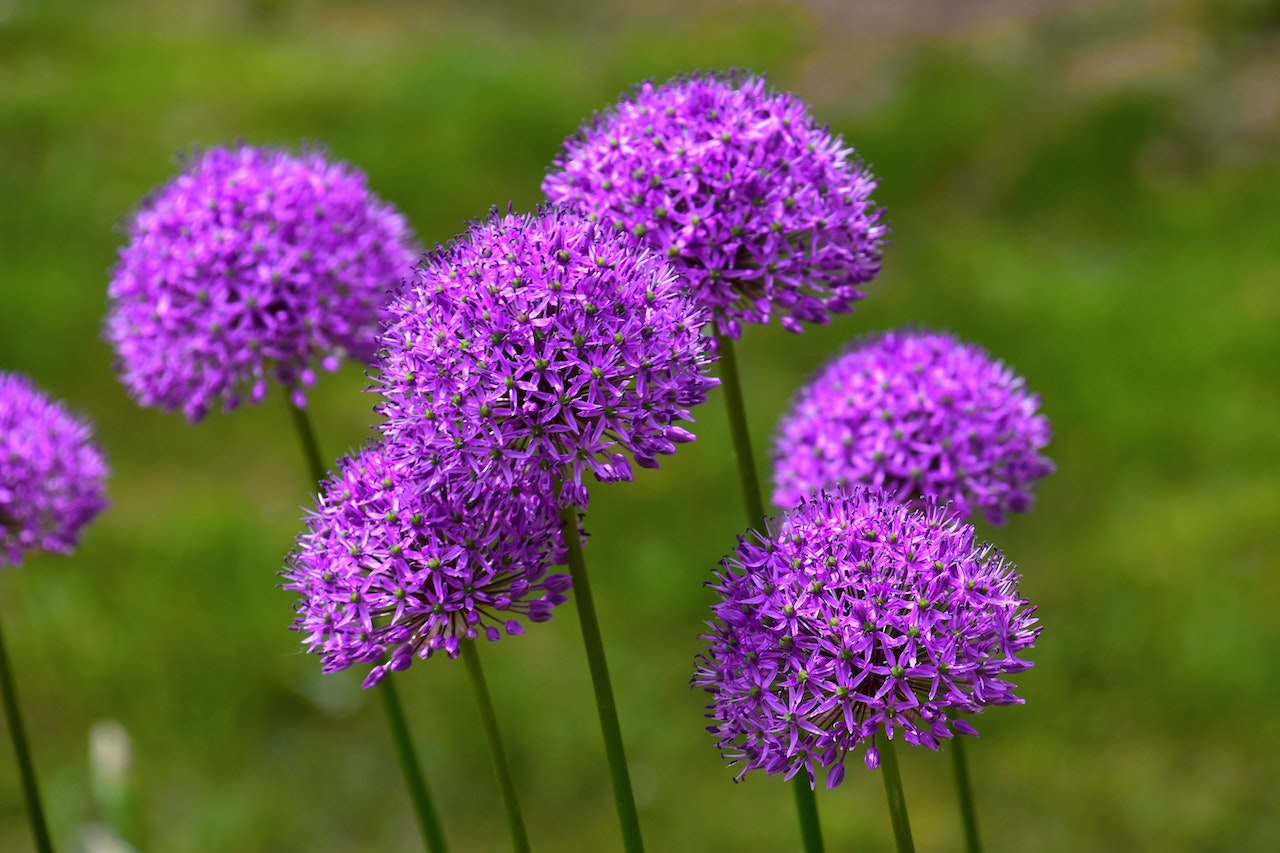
[2,1,1278,850]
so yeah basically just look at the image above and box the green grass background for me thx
[2,0,1278,850]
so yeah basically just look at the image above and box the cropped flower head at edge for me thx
[1,372,109,568]
[693,486,1040,789]
[773,328,1054,525]
[544,70,887,338]
[375,204,719,509]
[106,143,420,422]
[282,440,574,688]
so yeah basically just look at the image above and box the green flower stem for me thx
[714,327,766,530]
[878,733,916,853]
[950,734,982,853]
[715,327,825,853]
[557,500,645,853]
[380,677,450,853]
[460,642,530,853]
[284,393,327,485]
[789,774,824,853]
[284,394,448,853]
[0,614,54,853]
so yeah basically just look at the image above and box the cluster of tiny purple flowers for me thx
[105,144,419,421]
[376,206,719,508]
[544,71,887,337]
[1,372,109,567]
[773,329,1054,525]
[282,441,573,687]
[694,487,1039,788]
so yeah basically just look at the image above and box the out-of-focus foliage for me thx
[2,1,1277,850]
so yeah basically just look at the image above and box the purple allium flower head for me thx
[376,206,718,508]
[1,372,109,567]
[106,144,419,421]
[282,440,574,688]
[773,329,1054,525]
[693,487,1039,787]
[543,71,886,338]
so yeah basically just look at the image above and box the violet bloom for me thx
[693,487,1039,788]
[282,441,573,688]
[1,372,108,567]
[544,71,886,337]
[773,329,1054,525]
[106,144,419,421]
[376,206,718,508]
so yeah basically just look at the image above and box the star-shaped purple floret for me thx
[544,71,886,337]
[106,144,419,421]
[773,329,1054,524]
[375,206,718,508]
[282,441,573,687]
[694,486,1039,788]
[1,372,109,567]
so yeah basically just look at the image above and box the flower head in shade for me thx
[694,487,1039,788]
[773,329,1054,525]
[106,144,419,421]
[544,71,886,338]
[1,372,109,567]
[282,440,574,687]
[376,206,718,508]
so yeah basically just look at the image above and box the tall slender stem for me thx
[0,614,54,853]
[789,772,824,853]
[284,394,327,485]
[557,501,645,853]
[714,328,766,530]
[950,735,982,853]
[284,393,447,852]
[460,642,530,853]
[878,733,916,853]
[715,328,826,853]
[380,677,449,853]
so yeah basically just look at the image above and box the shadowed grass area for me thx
[2,2,1277,850]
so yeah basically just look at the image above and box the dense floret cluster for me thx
[106,144,419,421]
[376,206,718,508]
[694,487,1039,787]
[773,329,1054,524]
[544,71,886,337]
[1,372,109,567]
[283,442,573,687]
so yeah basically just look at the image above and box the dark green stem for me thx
[284,392,327,485]
[460,642,530,853]
[714,328,767,531]
[558,501,645,853]
[716,327,826,853]
[878,733,916,853]
[0,613,54,853]
[790,773,825,853]
[380,678,449,853]
[284,393,447,852]
[950,734,983,853]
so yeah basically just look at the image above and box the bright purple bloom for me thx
[693,487,1039,787]
[544,71,886,338]
[1,372,108,567]
[106,144,419,421]
[376,206,718,508]
[282,441,573,687]
[773,329,1054,525]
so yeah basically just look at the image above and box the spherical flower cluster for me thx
[1,372,109,567]
[282,441,574,687]
[376,206,718,508]
[544,71,886,338]
[106,144,419,421]
[693,487,1039,788]
[773,329,1054,525]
